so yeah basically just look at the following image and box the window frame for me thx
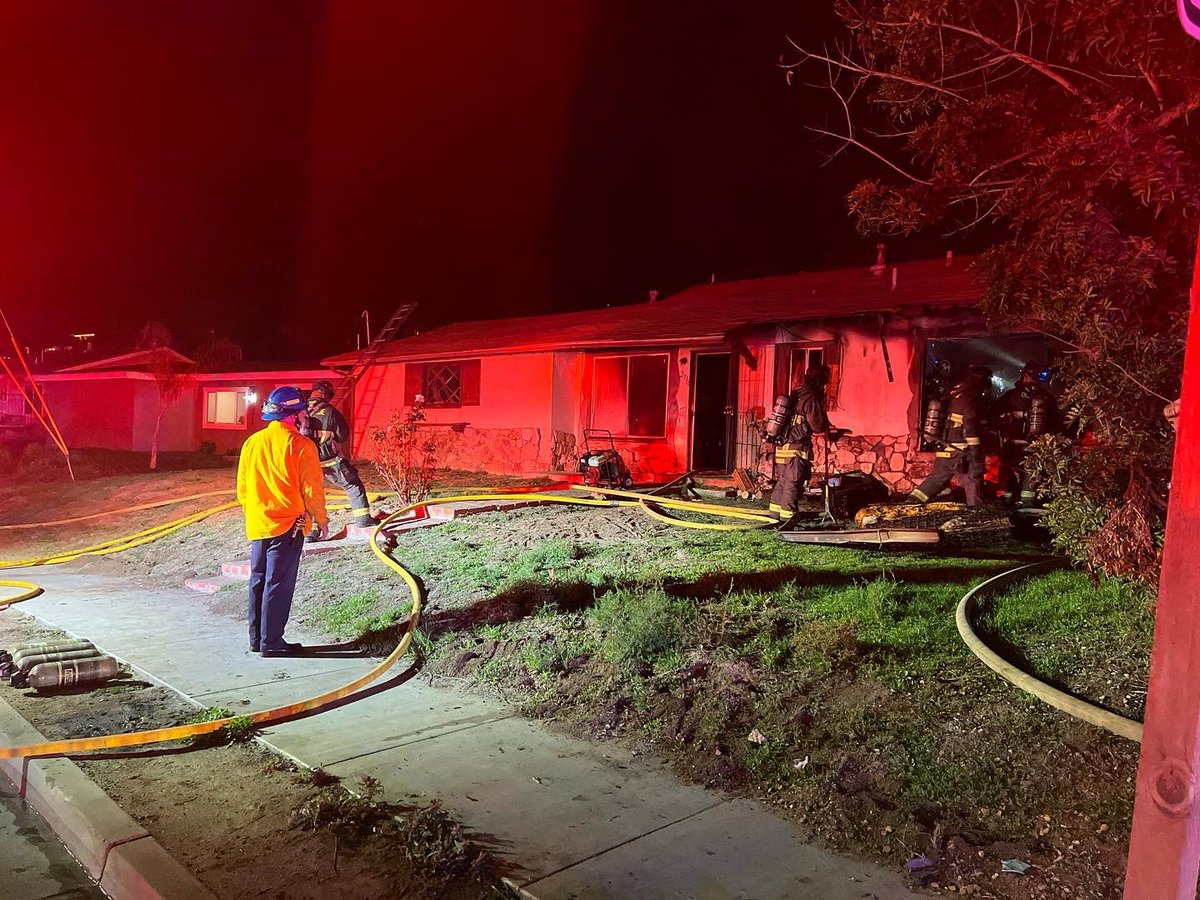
[422,362,464,408]
[589,351,671,440]
[202,386,250,431]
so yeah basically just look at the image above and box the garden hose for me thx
[0,485,771,759]
[955,560,1144,743]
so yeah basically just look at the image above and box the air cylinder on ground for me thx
[25,657,121,691]
[10,640,95,666]
[15,648,108,675]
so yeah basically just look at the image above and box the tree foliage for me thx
[790,1,1200,580]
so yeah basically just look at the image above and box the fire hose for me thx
[0,486,776,759]
[0,486,1139,752]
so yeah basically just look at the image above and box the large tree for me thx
[790,0,1200,578]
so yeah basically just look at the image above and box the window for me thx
[425,363,462,406]
[404,360,481,408]
[919,334,1056,450]
[203,388,248,429]
[591,353,669,438]
[0,379,29,421]
[774,341,841,409]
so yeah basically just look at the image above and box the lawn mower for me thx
[578,428,634,489]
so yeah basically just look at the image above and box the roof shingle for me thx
[324,256,980,366]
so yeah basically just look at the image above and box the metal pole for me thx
[1124,228,1200,898]
[361,310,371,346]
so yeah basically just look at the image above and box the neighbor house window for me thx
[203,388,248,429]
[0,379,29,421]
[591,353,669,438]
[404,360,481,408]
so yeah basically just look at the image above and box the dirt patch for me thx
[0,612,513,900]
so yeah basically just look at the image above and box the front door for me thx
[691,352,733,472]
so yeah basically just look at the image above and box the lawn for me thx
[312,502,1145,898]
[3,462,1150,897]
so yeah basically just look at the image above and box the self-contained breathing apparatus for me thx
[764,393,798,444]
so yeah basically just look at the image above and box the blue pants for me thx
[247,526,305,650]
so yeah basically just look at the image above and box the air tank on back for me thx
[764,394,796,443]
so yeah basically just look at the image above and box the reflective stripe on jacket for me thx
[236,420,329,540]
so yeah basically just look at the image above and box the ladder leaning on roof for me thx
[341,302,417,457]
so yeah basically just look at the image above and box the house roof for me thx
[57,347,197,373]
[323,256,982,367]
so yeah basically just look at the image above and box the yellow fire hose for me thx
[955,560,1144,742]
[0,485,774,759]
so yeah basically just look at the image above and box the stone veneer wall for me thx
[416,426,551,474]
[810,433,935,497]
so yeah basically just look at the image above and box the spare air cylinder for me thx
[15,648,108,675]
[24,657,121,691]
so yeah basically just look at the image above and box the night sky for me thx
[0,2,953,363]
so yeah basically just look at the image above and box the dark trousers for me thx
[912,449,985,507]
[248,526,305,650]
[323,459,370,520]
[770,454,813,517]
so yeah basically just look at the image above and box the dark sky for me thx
[0,1,941,363]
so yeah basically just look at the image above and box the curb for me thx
[0,693,216,900]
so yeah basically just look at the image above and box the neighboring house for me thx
[323,255,1054,493]
[0,349,336,454]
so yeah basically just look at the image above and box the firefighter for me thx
[992,362,1058,506]
[909,365,991,507]
[304,379,374,535]
[769,363,844,520]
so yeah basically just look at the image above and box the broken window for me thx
[774,341,841,409]
[919,334,1056,450]
[591,353,669,438]
[424,363,463,406]
[403,360,481,408]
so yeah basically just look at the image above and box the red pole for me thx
[1125,230,1200,897]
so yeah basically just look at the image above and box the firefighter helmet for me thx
[261,386,307,421]
[311,379,336,401]
[804,363,832,387]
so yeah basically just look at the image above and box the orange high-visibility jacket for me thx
[236,420,329,540]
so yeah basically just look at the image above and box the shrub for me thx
[369,399,437,505]
[591,586,695,669]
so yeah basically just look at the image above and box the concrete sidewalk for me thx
[5,565,914,900]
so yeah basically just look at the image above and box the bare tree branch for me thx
[805,126,932,184]
[783,38,966,101]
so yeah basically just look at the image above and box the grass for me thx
[386,505,1146,874]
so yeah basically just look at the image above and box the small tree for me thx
[149,350,192,471]
[369,398,438,505]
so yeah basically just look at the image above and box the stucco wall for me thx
[352,354,556,471]
[38,378,139,450]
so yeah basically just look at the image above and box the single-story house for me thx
[323,255,1053,494]
[0,348,337,454]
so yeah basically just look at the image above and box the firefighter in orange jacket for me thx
[770,364,843,520]
[237,386,329,657]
